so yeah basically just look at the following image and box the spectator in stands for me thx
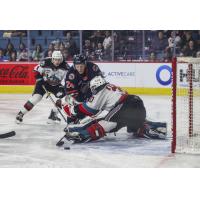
[102,31,112,60]
[164,47,173,62]
[47,50,53,57]
[149,52,156,61]
[181,31,194,48]
[9,51,17,61]
[83,39,93,57]
[17,42,29,61]
[32,44,44,61]
[0,49,9,61]
[94,42,104,61]
[151,31,168,60]
[54,42,60,51]
[182,40,197,57]
[65,41,75,58]
[62,49,72,61]
[5,42,15,59]
[63,32,78,54]
[103,31,112,50]
[44,43,54,57]
[89,30,104,44]
[59,42,65,54]
[167,31,181,49]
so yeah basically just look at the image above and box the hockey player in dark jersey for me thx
[57,76,167,144]
[64,54,103,124]
[16,50,70,124]
[65,54,103,102]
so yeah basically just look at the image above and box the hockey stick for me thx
[0,131,16,139]
[42,85,68,124]
[42,86,70,148]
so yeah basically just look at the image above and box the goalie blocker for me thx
[59,76,167,144]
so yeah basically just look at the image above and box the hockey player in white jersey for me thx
[57,76,167,143]
[16,51,70,124]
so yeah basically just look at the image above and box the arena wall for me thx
[0,61,185,95]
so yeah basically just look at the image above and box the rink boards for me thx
[0,61,189,95]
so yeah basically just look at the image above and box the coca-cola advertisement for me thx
[0,63,36,85]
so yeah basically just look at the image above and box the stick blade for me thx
[56,141,64,147]
[0,131,16,139]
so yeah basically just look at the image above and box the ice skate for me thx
[15,111,24,124]
[47,109,61,124]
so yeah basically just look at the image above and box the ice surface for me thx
[0,94,200,167]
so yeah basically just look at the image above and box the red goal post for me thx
[171,57,200,153]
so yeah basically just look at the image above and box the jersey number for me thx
[106,84,122,92]
[66,81,75,89]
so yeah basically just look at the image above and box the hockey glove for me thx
[65,94,80,106]
[55,99,62,109]
[63,104,76,118]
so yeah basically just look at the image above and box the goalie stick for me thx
[0,131,16,139]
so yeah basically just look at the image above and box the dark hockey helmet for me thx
[73,54,87,66]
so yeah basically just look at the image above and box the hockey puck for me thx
[64,147,70,150]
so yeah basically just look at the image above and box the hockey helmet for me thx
[73,54,87,65]
[90,76,107,94]
[52,50,63,66]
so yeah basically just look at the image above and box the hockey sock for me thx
[20,94,42,115]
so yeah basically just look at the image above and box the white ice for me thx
[0,94,200,167]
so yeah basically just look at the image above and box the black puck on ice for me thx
[64,147,70,150]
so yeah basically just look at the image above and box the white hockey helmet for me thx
[52,50,63,66]
[90,76,107,94]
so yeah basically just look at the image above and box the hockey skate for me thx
[134,121,167,139]
[47,109,61,124]
[15,111,24,124]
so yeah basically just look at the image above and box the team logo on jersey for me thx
[69,73,75,80]
[92,65,99,72]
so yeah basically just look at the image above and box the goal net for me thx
[171,57,200,153]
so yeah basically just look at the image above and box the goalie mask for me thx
[52,50,63,67]
[90,76,107,94]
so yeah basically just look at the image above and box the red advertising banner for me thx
[0,62,37,85]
